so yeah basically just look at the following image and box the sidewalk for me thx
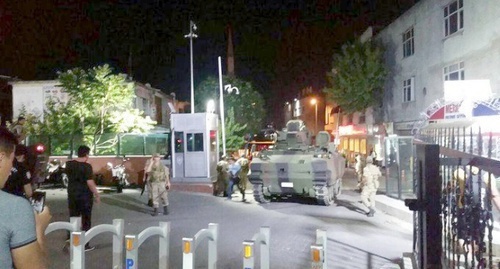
[342,168,414,223]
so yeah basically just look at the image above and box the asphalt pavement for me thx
[41,170,413,269]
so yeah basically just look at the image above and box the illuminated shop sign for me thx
[427,98,500,120]
[338,125,367,136]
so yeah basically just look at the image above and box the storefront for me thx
[337,124,386,165]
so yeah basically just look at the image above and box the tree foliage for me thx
[323,39,386,114]
[222,108,247,154]
[18,65,156,152]
[194,76,266,134]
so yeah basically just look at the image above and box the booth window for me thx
[174,132,184,153]
[187,133,204,152]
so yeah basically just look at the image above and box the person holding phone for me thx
[145,153,170,216]
[3,144,33,199]
[65,145,100,251]
[0,127,52,269]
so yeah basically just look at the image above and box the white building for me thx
[376,0,500,135]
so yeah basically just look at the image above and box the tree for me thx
[222,108,247,154]
[19,65,156,153]
[323,39,386,114]
[194,76,266,134]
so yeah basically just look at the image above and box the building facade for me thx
[376,0,500,135]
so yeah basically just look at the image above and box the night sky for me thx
[0,0,415,122]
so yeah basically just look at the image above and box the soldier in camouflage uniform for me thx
[214,155,229,196]
[236,155,250,202]
[360,156,381,217]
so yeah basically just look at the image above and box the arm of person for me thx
[12,242,47,269]
[87,179,100,204]
[11,204,52,269]
[164,166,171,188]
[23,183,33,198]
[144,158,154,173]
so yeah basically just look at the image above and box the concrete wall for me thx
[377,0,500,128]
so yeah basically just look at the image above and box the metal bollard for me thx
[310,229,327,269]
[182,223,218,269]
[45,217,81,263]
[125,222,171,269]
[242,226,270,269]
[71,219,124,269]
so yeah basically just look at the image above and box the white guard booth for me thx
[170,112,219,182]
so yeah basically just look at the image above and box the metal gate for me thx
[408,127,500,268]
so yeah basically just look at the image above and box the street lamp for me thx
[311,98,318,133]
[206,99,215,113]
[184,20,197,114]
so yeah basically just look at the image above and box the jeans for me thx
[227,176,243,199]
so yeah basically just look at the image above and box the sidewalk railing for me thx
[125,222,171,269]
[242,226,271,269]
[46,220,339,268]
[182,223,218,269]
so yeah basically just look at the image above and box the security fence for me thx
[26,132,170,156]
[408,127,500,268]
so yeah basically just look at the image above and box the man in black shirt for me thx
[66,145,100,251]
[2,144,32,198]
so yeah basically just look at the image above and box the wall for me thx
[377,0,500,129]
[48,156,151,186]
[11,80,60,120]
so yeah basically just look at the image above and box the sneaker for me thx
[85,245,96,252]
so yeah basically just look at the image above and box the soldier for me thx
[236,155,250,202]
[145,153,171,216]
[360,156,381,217]
[215,155,229,196]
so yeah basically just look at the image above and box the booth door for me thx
[184,132,207,178]
[173,131,185,178]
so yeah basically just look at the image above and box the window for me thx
[444,62,465,80]
[174,132,184,153]
[444,0,464,37]
[402,27,414,57]
[403,77,415,103]
[187,133,204,152]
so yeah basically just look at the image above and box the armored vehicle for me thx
[248,120,345,206]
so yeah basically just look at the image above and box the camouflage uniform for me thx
[237,156,250,201]
[146,156,170,216]
[361,157,381,217]
[215,158,229,196]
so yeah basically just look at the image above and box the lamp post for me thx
[311,98,318,133]
[184,20,197,114]
[217,57,239,156]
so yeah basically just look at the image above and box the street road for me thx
[43,180,412,269]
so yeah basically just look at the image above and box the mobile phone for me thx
[31,191,46,213]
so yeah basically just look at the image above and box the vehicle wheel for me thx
[253,183,270,204]
[117,183,123,193]
[316,185,335,206]
[61,173,69,188]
